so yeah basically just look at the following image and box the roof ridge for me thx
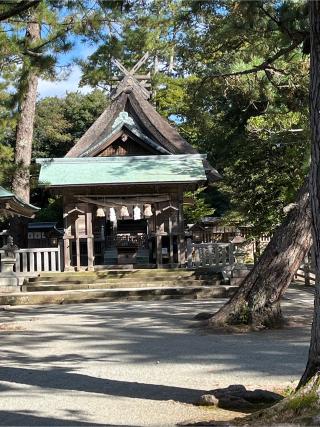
[38,154,207,164]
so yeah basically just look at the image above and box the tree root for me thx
[204,301,285,331]
[236,372,320,425]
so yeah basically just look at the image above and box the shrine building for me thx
[37,55,220,271]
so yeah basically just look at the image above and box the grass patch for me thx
[285,392,318,414]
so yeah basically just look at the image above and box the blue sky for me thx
[38,38,97,98]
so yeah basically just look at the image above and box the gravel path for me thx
[0,286,314,426]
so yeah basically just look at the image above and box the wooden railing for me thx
[294,255,316,286]
[0,247,61,275]
[186,239,235,269]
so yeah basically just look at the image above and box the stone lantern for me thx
[230,229,249,284]
[0,236,19,291]
[230,229,246,265]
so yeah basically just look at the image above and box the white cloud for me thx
[37,65,92,99]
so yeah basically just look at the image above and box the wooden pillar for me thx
[168,213,174,266]
[63,204,71,271]
[63,236,71,271]
[178,237,186,267]
[156,234,162,268]
[155,202,162,268]
[75,217,80,271]
[186,238,193,269]
[86,210,94,271]
[178,193,185,267]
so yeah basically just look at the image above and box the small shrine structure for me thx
[0,185,39,292]
[37,54,220,270]
[0,186,39,218]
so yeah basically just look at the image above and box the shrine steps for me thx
[0,269,239,306]
[22,279,222,292]
[28,269,207,281]
[0,286,238,306]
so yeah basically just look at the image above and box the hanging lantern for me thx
[109,207,117,222]
[144,204,153,217]
[133,205,141,220]
[96,207,105,217]
[120,205,129,218]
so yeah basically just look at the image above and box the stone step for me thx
[29,270,221,283]
[22,279,223,292]
[26,276,222,286]
[0,285,238,306]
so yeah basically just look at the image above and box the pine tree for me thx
[0,0,127,245]
[299,0,320,388]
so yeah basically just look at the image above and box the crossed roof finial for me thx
[111,52,151,100]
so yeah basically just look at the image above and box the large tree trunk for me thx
[11,20,39,203]
[10,18,39,247]
[298,0,320,388]
[207,180,312,328]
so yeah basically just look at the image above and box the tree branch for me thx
[257,4,294,40]
[257,3,308,42]
[23,20,74,58]
[205,40,303,80]
[0,0,40,22]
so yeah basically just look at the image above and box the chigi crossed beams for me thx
[111,52,152,100]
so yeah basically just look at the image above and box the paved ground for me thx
[0,286,314,426]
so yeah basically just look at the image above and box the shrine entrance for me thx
[53,182,189,271]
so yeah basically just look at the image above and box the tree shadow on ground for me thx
[0,289,314,426]
[0,294,311,378]
[0,366,204,404]
[0,410,127,426]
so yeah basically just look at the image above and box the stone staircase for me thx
[0,269,238,306]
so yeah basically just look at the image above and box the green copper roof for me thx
[0,185,39,217]
[37,155,207,187]
[0,186,14,198]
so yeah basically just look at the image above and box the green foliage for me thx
[33,97,72,158]
[0,143,14,187]
[0,82,15,187]
[283,382,297,398]
[229,303,250,325]
[174,1,310,234]
[220,110,309,234]
[33,90,109,158]
[285,392,318,414]
[183,187,215,224]
[34,196,63,224]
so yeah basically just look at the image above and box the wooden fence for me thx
[0,247,62,276]
[294,255,316,286]
[186,239,235,269]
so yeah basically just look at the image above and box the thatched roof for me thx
[65,78,221,181]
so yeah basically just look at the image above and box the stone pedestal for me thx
[0,257,19,293]
[230,264,251,286]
